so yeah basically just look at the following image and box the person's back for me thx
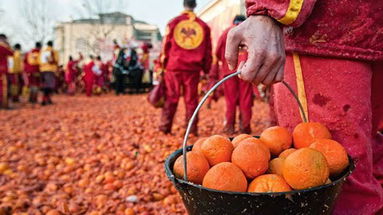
[159,0,212,135]
[162,10,212,73]
[39,41,59,105]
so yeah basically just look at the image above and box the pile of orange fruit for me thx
[173,122,350,193]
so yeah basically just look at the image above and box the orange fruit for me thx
[283,148,329,190]
[310,139,349,176]
[231,138,270,179]
[202,162,247,192]
[293,122,332,148]
[232,134,253,148]
[201,135,234,166]
[192,137,207,153]
[248,174,292,193]
[173,151,210,184]
[279,148,297,159]
[268,158,284,176]
[260,126,292,156]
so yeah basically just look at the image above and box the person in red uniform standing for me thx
[211,15,253,134]
[24,42,42,104]
[83,55,95,97]
[225,0,383,214]
[159,0,212,135]
[65,54,83,95]
[0,34,13,109]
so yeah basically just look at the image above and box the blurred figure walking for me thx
[8,43,23,103]
[24,42,42,104]
[39,41,59,105]
[159,0,212,135]
[0,34,13,109]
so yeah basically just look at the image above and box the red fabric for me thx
[0,43,13,74]
[160,71,200,133]
[213,25,254,132]
[246,0,383,61]
[162,11,212,73]
[24,48,40,74]
[372,62,383,134]
[0,74,7,107]
[66,60,78,84]
[223,75,254,132]
[83,61,95,97]
[272,54,383,215]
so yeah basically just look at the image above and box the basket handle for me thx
[182,71,307,181]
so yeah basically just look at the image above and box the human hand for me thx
[225,15,285,85]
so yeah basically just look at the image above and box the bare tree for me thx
[18,0,55,44]
[80,0,129,37]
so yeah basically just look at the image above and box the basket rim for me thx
[165,145,355,197]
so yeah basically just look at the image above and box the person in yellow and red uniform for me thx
[159,0,212,135]
[24,42,42,104]
[39,41,59,106]
[210,15,254,135]
[0,34,13,109]
[225,0,383,214]
[8,44,23,103]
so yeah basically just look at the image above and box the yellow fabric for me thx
[1,74,7,108]
[277,0,305,25]
[293,53,309,122]
[27,51,40,66]
[8,51,23,74]
[39,47,59,72]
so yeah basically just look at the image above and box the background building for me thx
[54,12,161,64]
[198,0,245,48]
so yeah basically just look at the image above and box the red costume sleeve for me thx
[0,43,13,56]
[246,0,317,27]
[203,26,213,74]
[160,24,174,69]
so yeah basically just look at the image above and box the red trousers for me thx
[8,73,21,101]
[160,71,200,134]
[273,54,383,215]
[223,75,254,133]
[0,73,7,108]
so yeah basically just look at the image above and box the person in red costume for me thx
[83,55,95,97]
[0,34,13,109]
[24,42,42,104]
[65,53,83,95]
[159,0,212,135]
[225,0,383,214]
[211,15,253,134]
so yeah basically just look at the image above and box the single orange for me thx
[201,135,234,166]
[283,148,329,190]
[268,158,284,176]
[248,174,292,193]
[310,139,349,176]
[279,148,297,159]
[293,122,332,148]
[260,126,293,156]
[232,134,253,148]
[173,151,210,184]
[202,162,247,192]
[192,137,207,153]
[231,138,270,179]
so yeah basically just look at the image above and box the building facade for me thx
[198,0,245,48]
[54,12,161,64]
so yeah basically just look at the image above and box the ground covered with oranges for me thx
[0,94,271,215]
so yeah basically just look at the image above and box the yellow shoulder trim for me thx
[277,0,304,25]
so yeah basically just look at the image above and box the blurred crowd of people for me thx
[0,34,153,109]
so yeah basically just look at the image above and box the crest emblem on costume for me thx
[174,20,204,50]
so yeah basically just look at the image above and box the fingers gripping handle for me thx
[182,71,241,181]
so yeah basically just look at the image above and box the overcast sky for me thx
[0,0,211,47]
